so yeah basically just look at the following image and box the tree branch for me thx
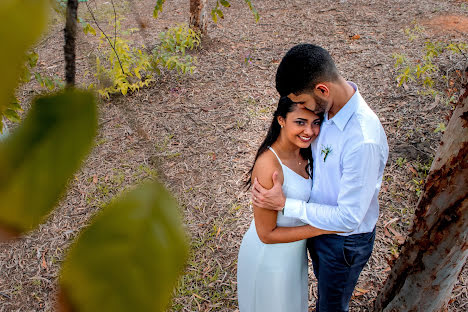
[64,0,79,87]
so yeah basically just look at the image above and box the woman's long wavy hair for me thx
[245,96,319,188]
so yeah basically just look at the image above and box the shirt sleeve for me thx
[283,142,382,232]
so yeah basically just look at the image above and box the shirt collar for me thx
[325,81,359,131]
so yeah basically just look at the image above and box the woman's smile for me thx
[298,135,312,143]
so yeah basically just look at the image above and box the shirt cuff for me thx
[283,198,303,219]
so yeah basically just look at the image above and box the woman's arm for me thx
[254,207,338,244]
[251,152,339,244]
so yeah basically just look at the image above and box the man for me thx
[252,44,389,311]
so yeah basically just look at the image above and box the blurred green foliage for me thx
[60,182,188,312]
[0,0,49,132]
[0,90,97,235]
[0,1,188,311]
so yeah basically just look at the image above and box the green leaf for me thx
[134,68,141,79]
[4,108,21,123]
[153,0,166,19]
[34,72,44,87]
[83,23,96,36]
[54,76,65,89]
[9,97,22,112]
[121,84,128,95]
[153,7,160,19]
[1,97,22,130]
[27,51,39,68]
[44,76,54,90]
[253,10,260,22]
[0,90,97,237]
[244,0,260,22]
[211,9,218,23]
[0,0,50,119]
[434,122,446,133]
[220,0,231,7]
[20,66,31,83]
[59,182,188,312]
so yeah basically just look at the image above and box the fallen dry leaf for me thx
[384,226,392,238]
[384,218,406,244]
[388,226,406,244]
[355,287,370,295]
[406,163,417,175]
[41,252,48,270]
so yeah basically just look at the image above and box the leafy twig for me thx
[85,1,126,75]
[111,0,117,52]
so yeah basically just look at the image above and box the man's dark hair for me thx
[275,44,340,97]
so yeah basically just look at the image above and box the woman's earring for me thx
[280,125,283,128]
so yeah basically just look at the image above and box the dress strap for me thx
[268,146,283,165]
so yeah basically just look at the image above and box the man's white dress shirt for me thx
[284,82,389,235]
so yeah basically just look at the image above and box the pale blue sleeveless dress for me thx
[237,147,312,312]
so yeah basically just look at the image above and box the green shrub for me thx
[152,23,201,75]
[393,23,467,104]
[92,21,200,98]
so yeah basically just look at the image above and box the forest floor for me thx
[1,0,468,311]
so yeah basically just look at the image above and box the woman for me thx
[237,97,336,311]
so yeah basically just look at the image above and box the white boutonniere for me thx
[320,145,332,162]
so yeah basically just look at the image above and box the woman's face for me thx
[278,106,321,149]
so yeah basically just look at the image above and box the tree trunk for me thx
[189,0,207,34]
[374,87,468,311]
[64,0,78,87]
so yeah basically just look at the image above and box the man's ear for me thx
[314,83,330,97]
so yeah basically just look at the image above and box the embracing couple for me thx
[237,44,389,312]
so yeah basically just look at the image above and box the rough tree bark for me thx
[374,80,468,311]
[189,0,207,34]
[64,0,78,87]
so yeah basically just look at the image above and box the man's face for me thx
[287,92,330,114]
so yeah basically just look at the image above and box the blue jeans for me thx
[307,228,376,312]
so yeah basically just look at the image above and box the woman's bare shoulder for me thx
[252,150,283,189]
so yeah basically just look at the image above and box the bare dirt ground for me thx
[1,0,467,311]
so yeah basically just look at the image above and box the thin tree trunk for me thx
[374,85,468,311]
[189,0,207,34]
[64,0,78,87]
